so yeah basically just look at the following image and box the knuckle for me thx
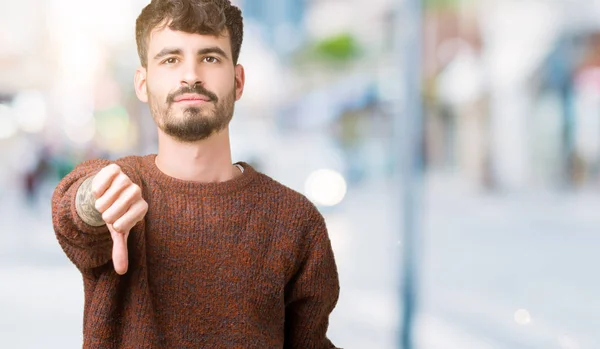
[118,173,132,186]
[102,212,113,224]
[117,219,131,233]
[132,184,142,196]
[126,184,141,199]
[94,200,104,213]
[111,177,125,190]
[125,187,139,204]
[139,203,149,216]
[107,163,121,174]
[90,178,102,195]
[100,165,118,180]
[115,222,128,234]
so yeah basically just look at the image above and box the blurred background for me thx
[1,0,600,348]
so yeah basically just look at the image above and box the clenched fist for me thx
[76,164,148,275]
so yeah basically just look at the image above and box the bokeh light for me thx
[12,91,48,133]
[0,104,18,140]
[304,169,347,207]
[514,309,532,325]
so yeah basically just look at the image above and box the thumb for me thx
[108,224,129,275]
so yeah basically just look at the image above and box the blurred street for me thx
[2,174,599,348]
[418,176,600,349]
[4,0,600,347]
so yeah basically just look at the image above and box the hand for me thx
[92,164,148,275]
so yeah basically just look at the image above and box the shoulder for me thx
[248,170,332,278]
[71,155,145,172]
[113,155,146,169]
[66,155,147,186]
[250,169,324,226]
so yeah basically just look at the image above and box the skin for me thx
[75,22,246,275]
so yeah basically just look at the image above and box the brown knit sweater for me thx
[51,154,340,349]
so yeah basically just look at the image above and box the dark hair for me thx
[135,0,243,67]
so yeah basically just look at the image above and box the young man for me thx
[51,0,340,348]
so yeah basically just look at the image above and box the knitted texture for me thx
[51,154,340,349]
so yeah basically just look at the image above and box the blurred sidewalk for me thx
[418,174,600,349]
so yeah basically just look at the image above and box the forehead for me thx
[147,26,231,55]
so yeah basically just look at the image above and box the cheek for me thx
[146,70,172,97]
[209,68,235,89]
[216,79,237,99]
[146,81,167,102]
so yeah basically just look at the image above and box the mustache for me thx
[167,85,218,104]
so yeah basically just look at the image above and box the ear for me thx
[134,66,148,103]
[234,64,245,101]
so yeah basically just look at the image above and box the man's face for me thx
[134,24,245,142]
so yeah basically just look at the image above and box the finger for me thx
[100,184,140,224]
[112,200,148,234]
[91,164,122,198]
[95,172,132,213]
[108,224,129,275]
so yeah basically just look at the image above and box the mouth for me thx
[173,94,212,105]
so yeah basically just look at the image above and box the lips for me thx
[174,94,212,102]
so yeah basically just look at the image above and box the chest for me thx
[141,205,293,304]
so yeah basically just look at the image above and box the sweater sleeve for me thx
[51,158,141,276]
[284,211,341,349]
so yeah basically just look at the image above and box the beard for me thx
[148,83,235,143]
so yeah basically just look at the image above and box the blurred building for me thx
[240,0,306,56]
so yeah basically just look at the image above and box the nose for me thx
[180,61,202,88]
[180,79,202,89]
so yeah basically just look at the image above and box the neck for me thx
[155,127,239,183]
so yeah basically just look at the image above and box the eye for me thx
[203,56,219,64]
[162,57,179,65]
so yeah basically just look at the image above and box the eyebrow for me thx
[198,46,229,60]
[153,46,230,61]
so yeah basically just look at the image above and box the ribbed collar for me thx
[141,154,258,196]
